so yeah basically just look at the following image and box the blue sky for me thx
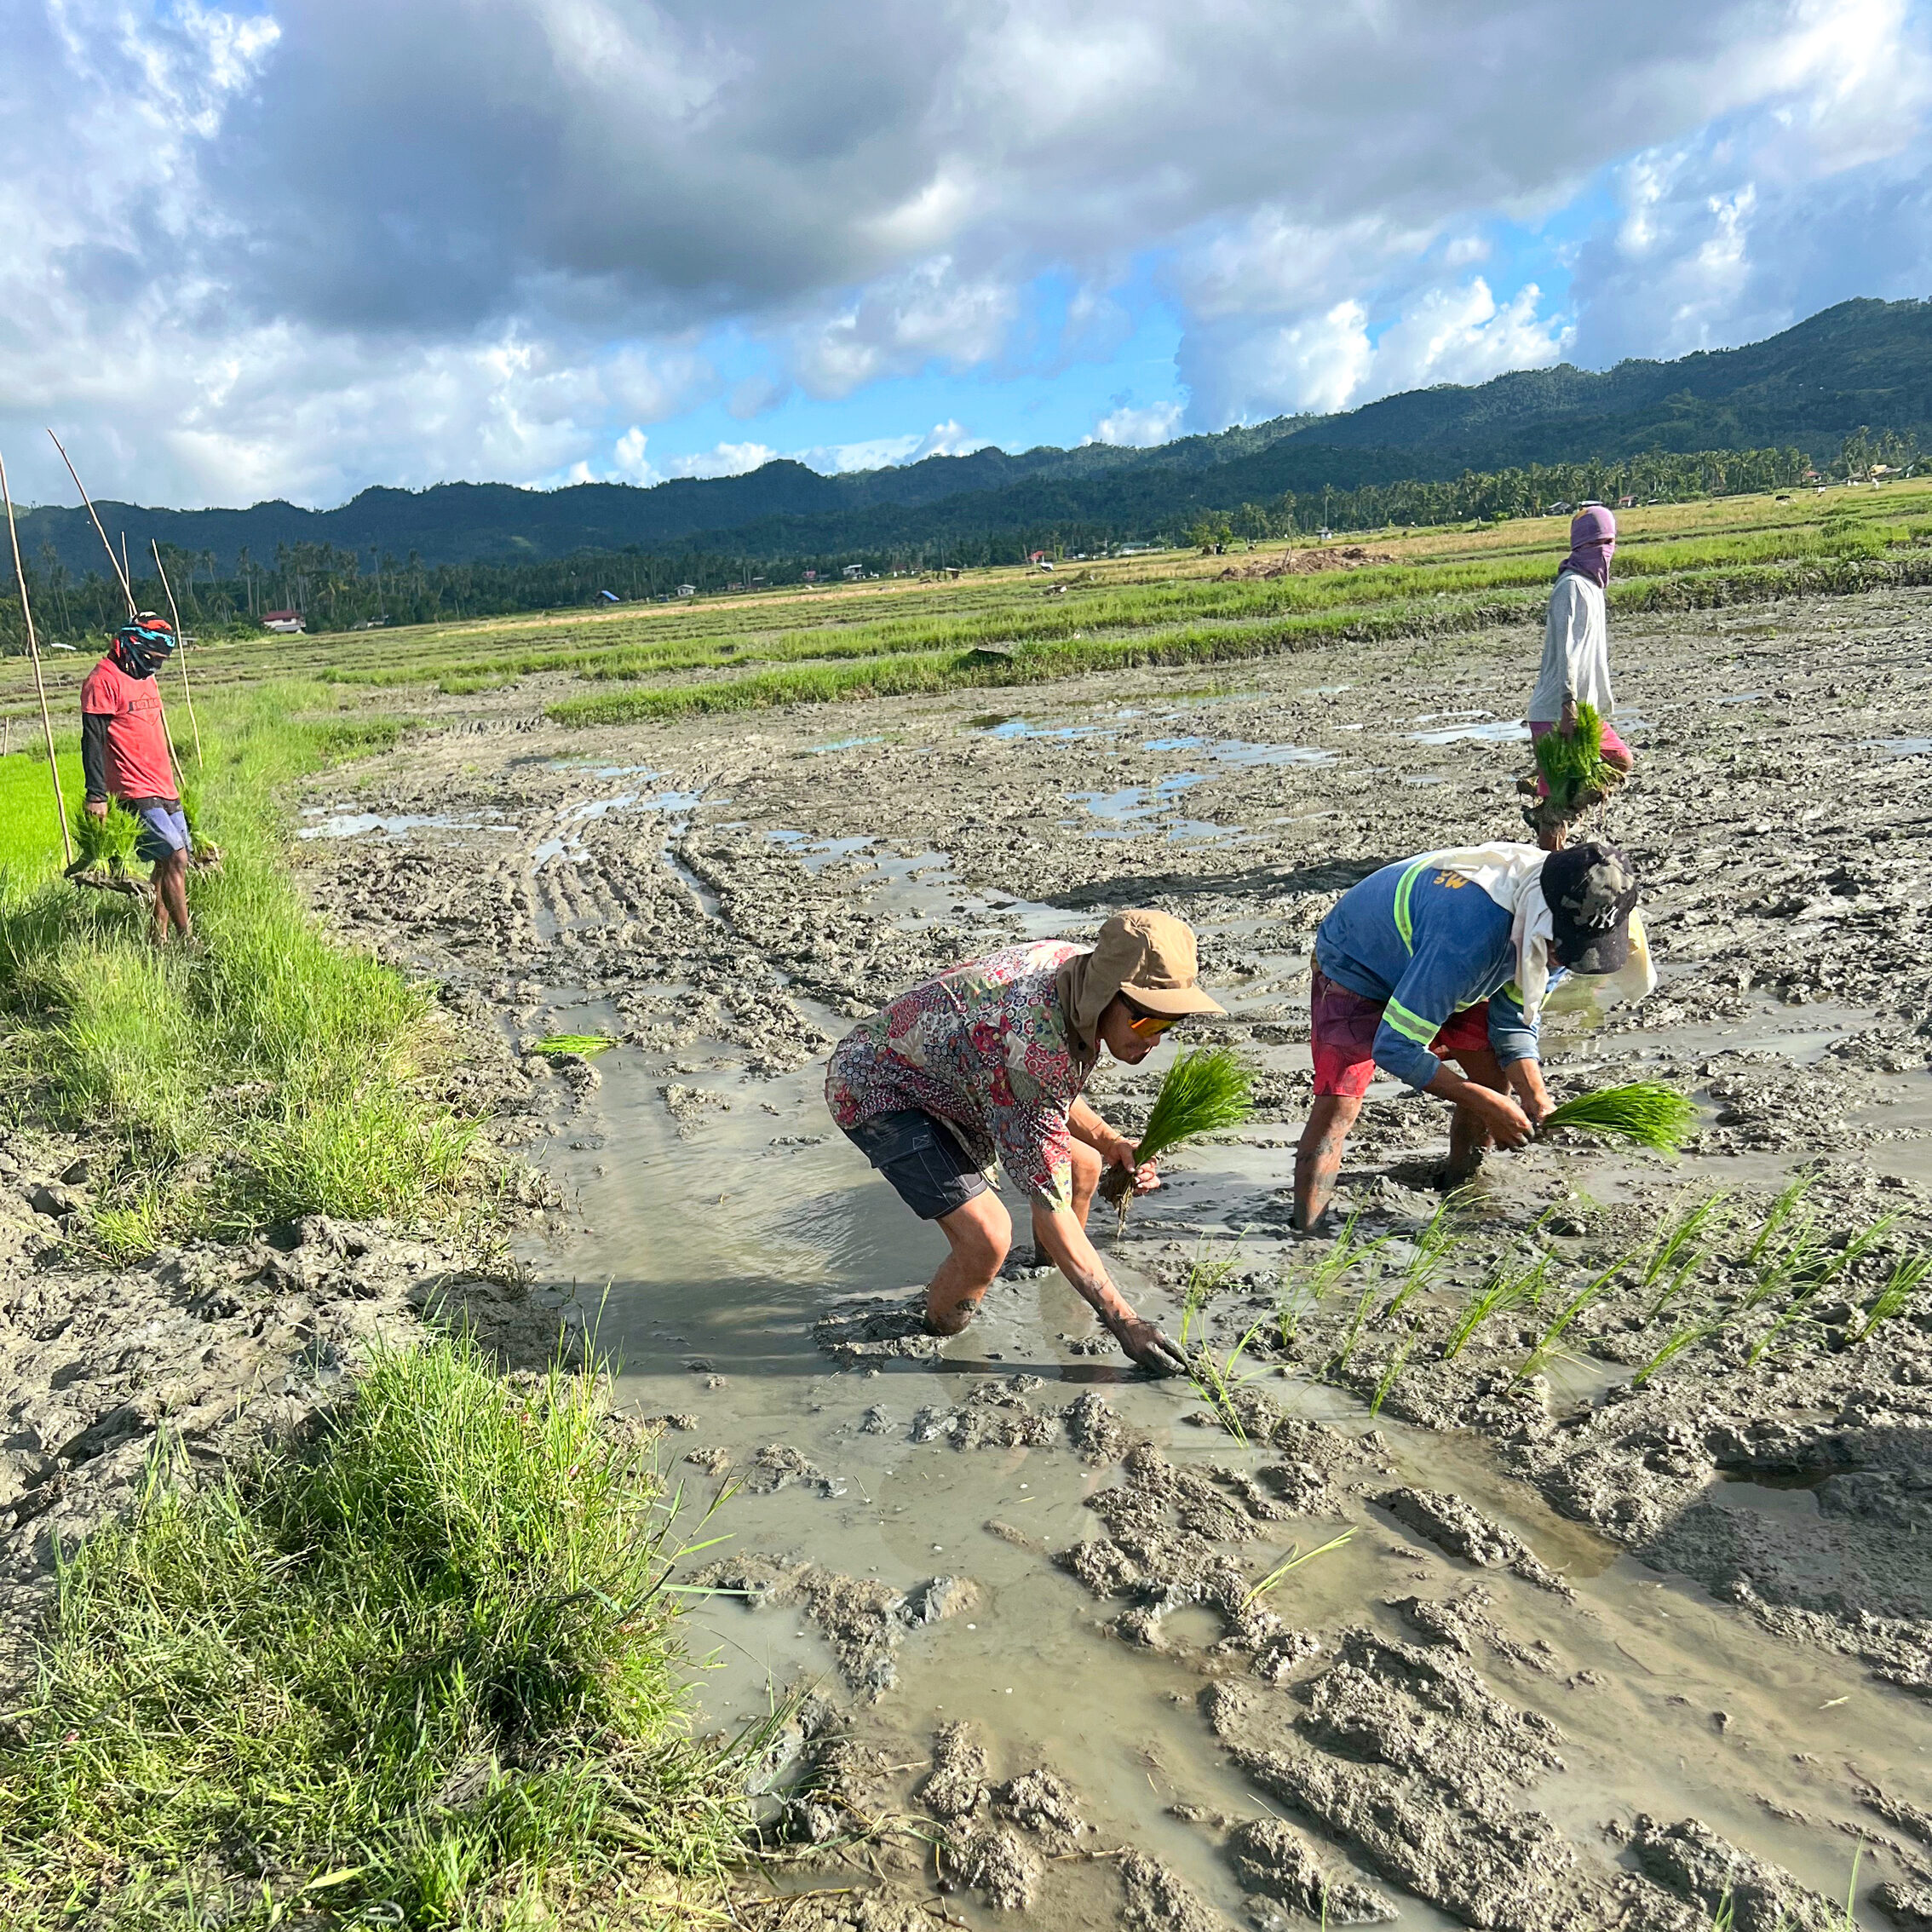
[4,1,1929,507]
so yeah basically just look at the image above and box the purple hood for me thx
[1559,505,1616,588]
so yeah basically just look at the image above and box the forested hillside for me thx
[8,298,1929,630]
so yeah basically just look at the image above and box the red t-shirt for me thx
[80,657,175,801]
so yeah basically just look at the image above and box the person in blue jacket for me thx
[1293,839,1642,1230]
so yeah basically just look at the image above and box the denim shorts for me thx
[129,800,193,865]
[842,1108,988,1221]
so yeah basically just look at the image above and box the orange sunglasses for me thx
[1125,1006,1182,1038]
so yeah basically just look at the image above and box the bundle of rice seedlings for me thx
[532,1033,617,1058]
[1541,1082,1699,1151]
[1532,701,1619,813]
[1101,1045,1255,1216]
[66,801,141,875]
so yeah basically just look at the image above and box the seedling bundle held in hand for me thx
[1540,1082,1699,1151]
[67,801,141,875]
[1101,1044,1255,1220]
[1532,702,1620,813]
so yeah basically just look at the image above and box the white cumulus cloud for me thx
[4,0,1931,503]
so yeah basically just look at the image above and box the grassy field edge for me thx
[0,1331,755,1931]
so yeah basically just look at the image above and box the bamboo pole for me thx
[149,539,203,767]
[46,430,135,616]
[46,433,186,795]
[0,446,75,865]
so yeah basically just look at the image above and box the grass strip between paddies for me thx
[0,1331,752,1932]
[1540,1082,1700,1151]
[543,549,1932,727]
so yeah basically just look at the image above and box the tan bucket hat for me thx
[1092,909,1225,1018]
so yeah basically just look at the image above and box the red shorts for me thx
[1527,718,1633,798]
[1310,969,1492,1099]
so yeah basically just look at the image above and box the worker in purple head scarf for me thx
[1526,504,1635,841]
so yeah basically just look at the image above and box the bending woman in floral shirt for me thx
[825,909,1223,1376]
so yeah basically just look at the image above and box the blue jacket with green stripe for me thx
[1314,857,1545,1090]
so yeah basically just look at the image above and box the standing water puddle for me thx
[1066,775,1243,842]
[298,809,518,840]
[520,1021,1918,1928]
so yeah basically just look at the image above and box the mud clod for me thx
[1118,1848,1238,1932]
[692,1554,971,1697]
[1874,1881,1932,1931]
[814,1294,945,1368]
[944,1826,1041,1912]
[992,1767,1086,1849]
[1625,1814,1840,1931]
[918,1719,990,1820]
[1377,1485,1571,1595]
[1224,1816,1398,1924]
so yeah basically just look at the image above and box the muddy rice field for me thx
[14,587,1932,1929]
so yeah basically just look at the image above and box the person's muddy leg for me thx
[152,851,191,943]
[1067,1136,1103,1230]
[1446,1045,1508,1181]
[1293,1093,1362,1232]
[925,1190,1011,1334]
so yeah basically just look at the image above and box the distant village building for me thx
[262,609,304,634]
[842,563,865,579]
[803,569,818,582]
[676,584,697,597]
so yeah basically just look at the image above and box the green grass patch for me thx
[0,1331,749,1931]
[0,745,83,873]
[0,685,471,1256]
[533,1033,618,1057]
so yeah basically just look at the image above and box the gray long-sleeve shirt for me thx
[1528,573,1613,723]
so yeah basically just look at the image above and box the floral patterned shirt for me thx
[825,940,1088,1211]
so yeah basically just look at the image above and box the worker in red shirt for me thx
[80,614,193,943]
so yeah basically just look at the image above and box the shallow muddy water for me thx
[532,1022,1921,1927]
[304,589,1932,1928]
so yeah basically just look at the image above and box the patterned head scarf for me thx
[107,612,176,680]
[1558,506,1617,589]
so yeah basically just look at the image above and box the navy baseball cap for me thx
[1542,842,1640,974]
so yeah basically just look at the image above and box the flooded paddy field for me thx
[286,590,1932,1929]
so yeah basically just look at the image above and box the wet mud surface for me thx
[272,594,1932,1922]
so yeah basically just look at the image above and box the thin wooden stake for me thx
[150,539,204,768]
[46,433,186,796]
[0,446,75,865]
[46,429,135,616]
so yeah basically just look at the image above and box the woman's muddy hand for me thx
[1110,1315,1189,1377]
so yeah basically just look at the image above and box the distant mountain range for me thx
[17,296,1932,577]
